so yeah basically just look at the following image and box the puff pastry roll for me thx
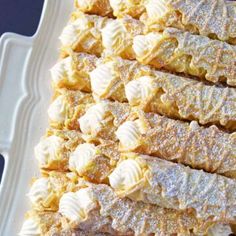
[50,53,97,91]
[75,0,236,45]
[47,89,94,130]
[35,130,120,183]
[78,102,236,178]
[20,179,214,235]
[91,56,236,130]
[142,0,236,45]
[133,27,236,86]
[60,12,236,87]
[60,12,144,59]
[53,53,236,130]
[109,153,236,223]
[34,129,85,171]
[26,171,76,212]
[75,0,145,18]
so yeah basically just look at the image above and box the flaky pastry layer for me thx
[75,0,236,45]
[52,53,236,131]
[21,177,214,235]
[59,12,236,87]
[109,153,236,223]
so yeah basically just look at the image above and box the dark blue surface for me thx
[0,0,44,36]
[0,0,44,181]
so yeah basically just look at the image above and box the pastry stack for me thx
[20,0,236,235]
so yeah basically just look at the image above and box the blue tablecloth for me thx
[0,0,44,182]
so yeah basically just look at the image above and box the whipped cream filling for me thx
[102,20,127,55]
[48,95,66,123]
[116,120,145,150]
[69,143,97,174]
[50,57,73,85]
[109,159,143,191]
[27,178,50,206]
[110,0,124,13]
[145,0,169,21]
[19,218,41,236]
[90,62,117,97]
[59,188,95,222]
[59,17,90,46]
[78,102,111,135]
[76,0,93,11]
[133,32,163,62]
[125,76,155,106]
[34,135,64,167]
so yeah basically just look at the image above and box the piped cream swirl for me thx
[34,135,64,167]
[90,62,117,98]
[69,143,97,174]
[48,95,67,123]
[109,159,143,191]
[76,0,93,12]
[125,76,155,106]
[50,57,73,85]
[59,188,95,222]
[133,32,163,63]
[19,218,41,236]
[102,20,127,55]
[59,17,90,46]
[145,0,169,21]
[116,120,146,150]
[27,178,50,206]
[79,102,111,135]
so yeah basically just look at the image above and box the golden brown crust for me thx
[55,53,236,130]
[53,95,236,177]
[120,110,236,178]
[23,183,214,235]
[134,28,236,86]
[59,12,236,88]
[116,155,236,223]
[75,0,236,45]
[49,89,94,130]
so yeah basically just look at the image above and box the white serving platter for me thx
[0,0,74,235]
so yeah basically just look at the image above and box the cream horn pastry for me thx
[60,12,236,87]
[35,129,120,183]
[90,56,236,130]
[109,153,236,223]
[34,129,85,171]
[26,171,76,212]
[48,96,131,140]
[60,11,144,59]
[75,0,145,18]
[116,110,236,178]
[133,27,236,86]
[47,89,94,130]
[20,179,215,235]
[54,53,236,130]
[50,52,97,91]
[77,100,130,142]
[142,0,236,45]
[78,101,236,178]
[59,12,111,57]
[75,0,236,45]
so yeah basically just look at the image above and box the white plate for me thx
[0,0,74,235]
